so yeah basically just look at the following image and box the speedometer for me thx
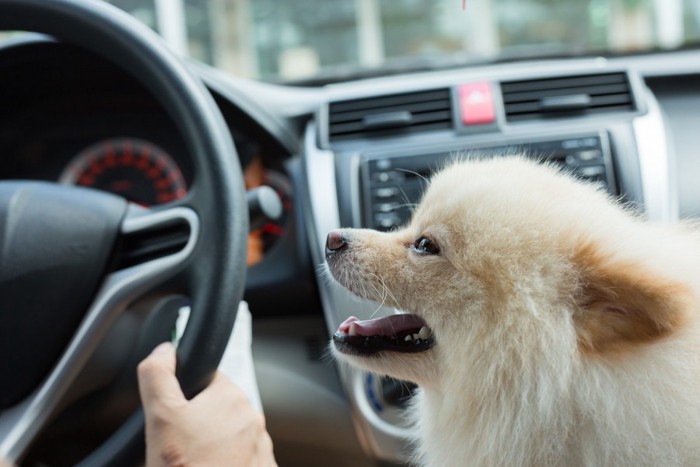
[59,137,187,206]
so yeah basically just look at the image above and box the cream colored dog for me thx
[326,157,700,467]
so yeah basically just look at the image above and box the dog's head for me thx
[326,157,692,387]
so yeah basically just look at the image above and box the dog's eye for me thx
[412,236,440,255]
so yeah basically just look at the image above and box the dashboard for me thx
[0,44,191,191]
[0,41,307,300]
[3,31,700,467]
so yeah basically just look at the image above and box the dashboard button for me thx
[459,82,496,125]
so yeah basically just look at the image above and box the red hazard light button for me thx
[458,82,496,125]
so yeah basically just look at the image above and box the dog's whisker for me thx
[372,273,399,310]
[396,167,429,185]
[367,273,390,318]
[369,304,382,319]
[395,183,416,216]
[391,202,419,211]
[394,170,426,219]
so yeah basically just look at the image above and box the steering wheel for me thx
[0,0,248,465]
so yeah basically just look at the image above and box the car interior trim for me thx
[633,86,679,223]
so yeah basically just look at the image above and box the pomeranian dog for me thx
[326,156,700,467]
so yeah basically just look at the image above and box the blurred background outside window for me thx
[8,0,700,82]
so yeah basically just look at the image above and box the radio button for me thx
[579,165,605,177]
[374,187,399,199]
[374,213,400,229]
[562,137,599,149]
[577,149,603,162]
[371,171,404,184]
[376,202,399,213]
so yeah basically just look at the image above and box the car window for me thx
[105,0,700,82]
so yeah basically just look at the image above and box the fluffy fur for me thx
[328,156,700,467]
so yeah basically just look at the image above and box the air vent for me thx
[501,72,634,122]
[328,88,453,142]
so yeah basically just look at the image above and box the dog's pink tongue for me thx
[338,314,425,337]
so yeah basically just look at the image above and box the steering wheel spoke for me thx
[114,203,199,277]
[0,204,200,463]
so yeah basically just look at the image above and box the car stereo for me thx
[360,133,615,231]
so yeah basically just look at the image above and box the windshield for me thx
[108,0,700,82]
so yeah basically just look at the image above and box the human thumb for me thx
[137,342,185,409]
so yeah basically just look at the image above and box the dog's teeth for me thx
[349,324,358,336]
[418,326,431,339]
[404,335,413,342]
[412,333,420,340]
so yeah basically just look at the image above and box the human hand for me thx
[137,342,277,467]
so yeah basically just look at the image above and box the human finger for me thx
[137,342,185,409]
[258,430,277,467]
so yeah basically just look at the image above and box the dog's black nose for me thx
[325,230,348,259]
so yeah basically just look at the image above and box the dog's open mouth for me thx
[333,314,435,355]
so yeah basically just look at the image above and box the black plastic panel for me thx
[360,133,615,231]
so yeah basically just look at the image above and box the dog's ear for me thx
[572,243,691,354]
